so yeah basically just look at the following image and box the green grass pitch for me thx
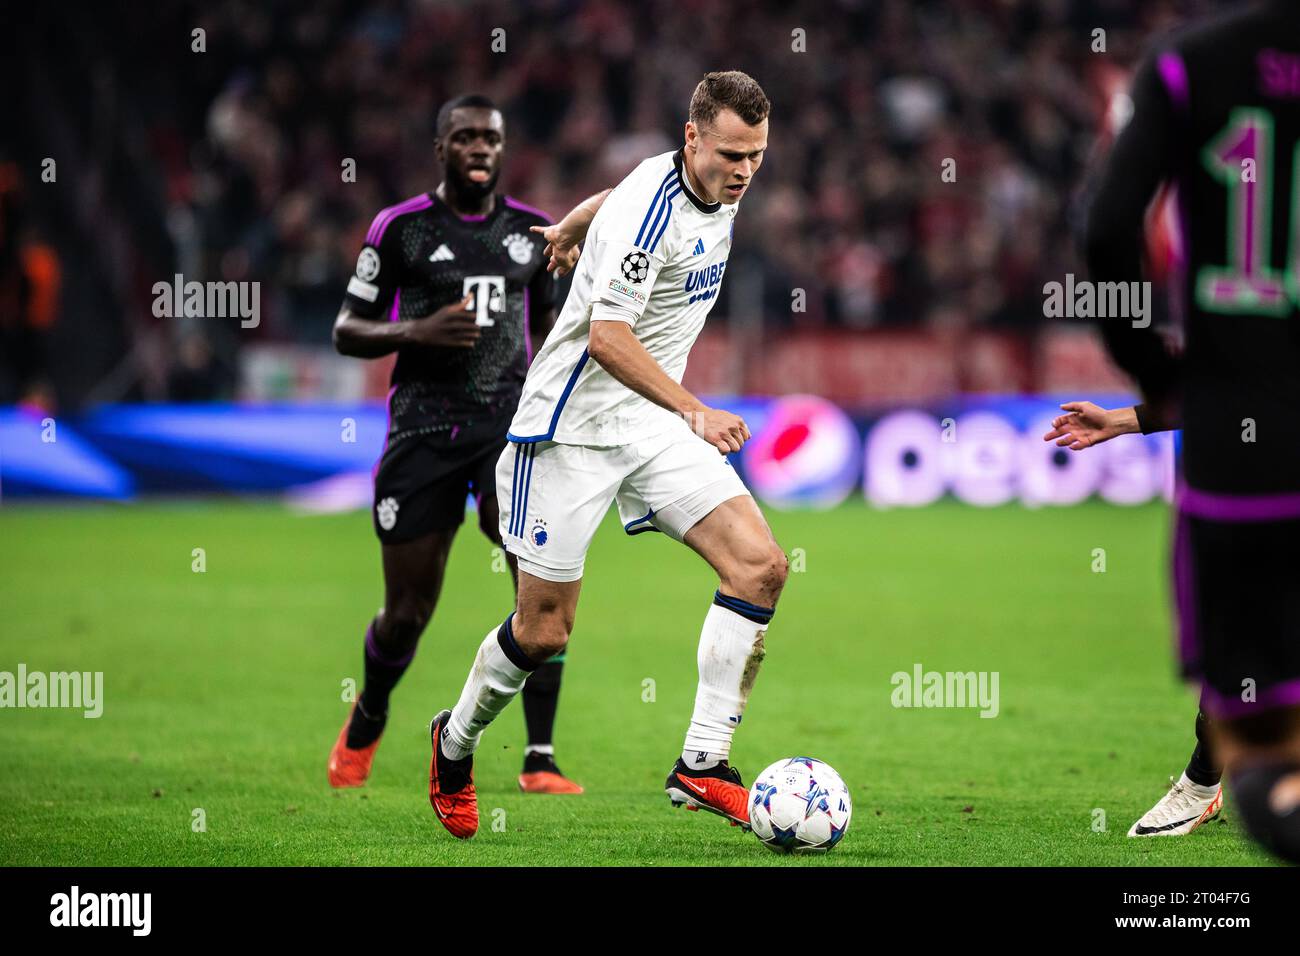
[0,499,1274,866]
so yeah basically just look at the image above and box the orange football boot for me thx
[518,770,585,794]
[429,709,479,839]
[665,759,751,829]
[327,702,384,788]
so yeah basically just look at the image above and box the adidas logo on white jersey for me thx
[429,244,455,262]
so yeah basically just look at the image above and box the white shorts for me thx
[497,422,751,582]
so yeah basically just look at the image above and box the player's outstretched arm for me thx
[1041,400,1179,450]
[1042,402,1137,450]
[530,189,612,277]
[588,319,749,454]
[332,295,479,358]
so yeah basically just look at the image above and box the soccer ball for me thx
[748,756,852,854]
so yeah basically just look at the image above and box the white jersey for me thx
[507,148,739,447]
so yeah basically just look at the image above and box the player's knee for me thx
[382,596,434,647]
[513,607,571,661]
[735,542,787,601]
[527,624,570,662]
[767,546,790,591]
[1230,762,1300,864]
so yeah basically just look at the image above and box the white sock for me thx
[682,597,771,770]
[443,621,532,760]
[1180,771,1221,797]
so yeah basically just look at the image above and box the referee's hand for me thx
[406,295,480,348]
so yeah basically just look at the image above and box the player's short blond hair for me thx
[688,71,770,130]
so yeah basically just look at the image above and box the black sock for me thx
[347,695,387,749]
[1184,709,1222,787]
[523,750,559,774]
[347,619,413,748]
[521,657,564,760]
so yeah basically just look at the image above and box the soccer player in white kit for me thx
[426,71,785,839]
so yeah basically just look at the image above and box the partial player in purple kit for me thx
[1082,0,1300,861]
[326,94,592,795]
[1044,400,1223,837]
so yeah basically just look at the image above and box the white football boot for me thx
[1128,772,1223,837]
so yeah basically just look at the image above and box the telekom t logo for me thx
[463,275,505,326]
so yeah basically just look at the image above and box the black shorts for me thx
[372,433,505,544]
[1174,497,1300,719]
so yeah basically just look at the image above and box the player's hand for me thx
[1042,401,1133,451]
[530,224,582,277]
[405,295,480,348]
[684,407,751,455]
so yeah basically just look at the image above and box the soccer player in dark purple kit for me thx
[1045,401,1223,837]
[1082,0,1300,861]
[326,94,585,795]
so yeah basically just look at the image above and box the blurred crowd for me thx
[15,0,1225,403]
[0,162,61,407]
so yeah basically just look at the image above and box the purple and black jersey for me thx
[344,192,557,447]
[1085,0,1300,498]
[1088,0,1300,713]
